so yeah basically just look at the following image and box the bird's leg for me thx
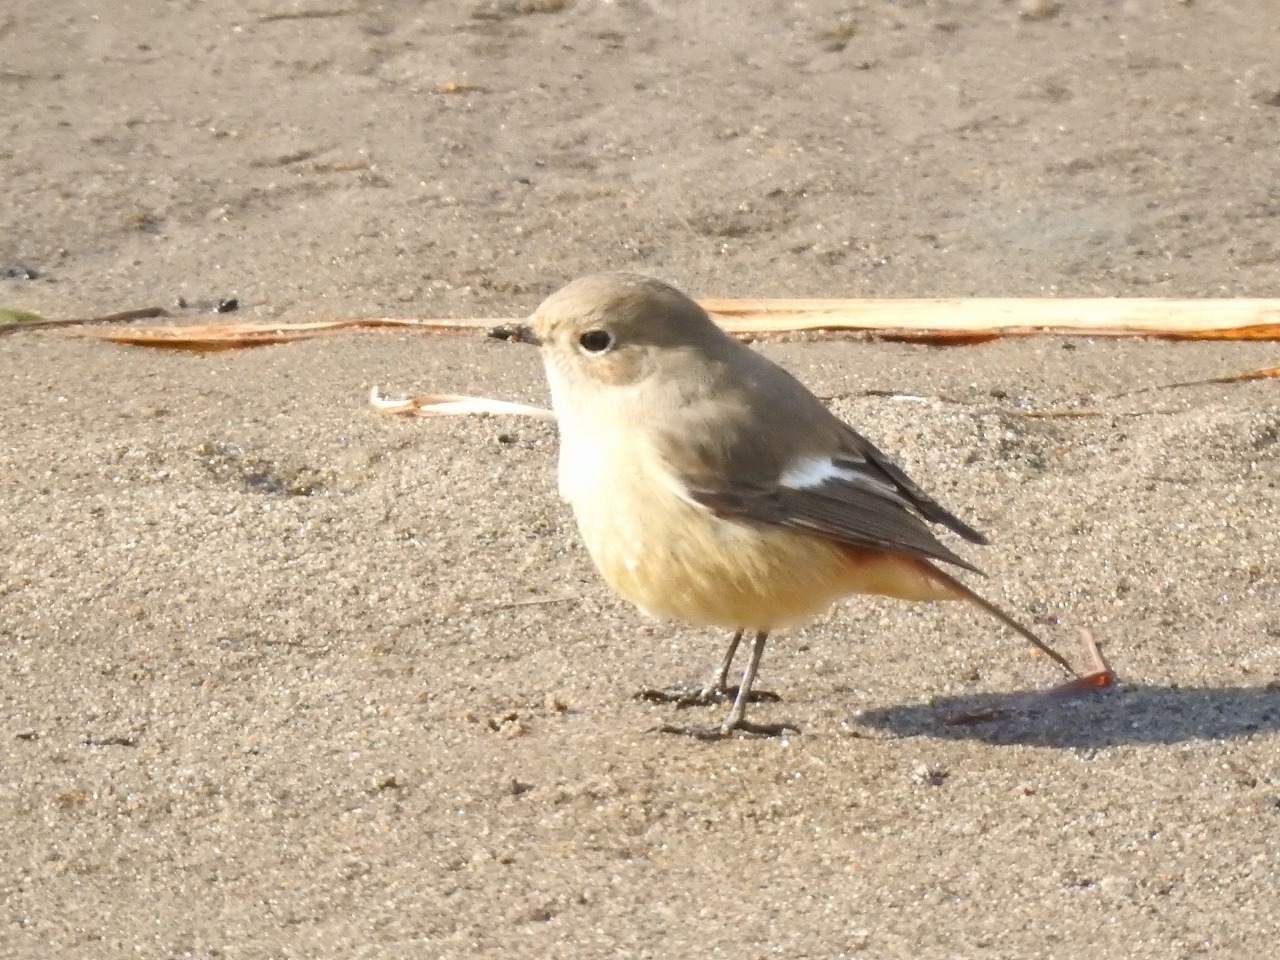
[718,630,797,736]
[635,628,779,708]
[659,631,798,739]
[710,628,743,691]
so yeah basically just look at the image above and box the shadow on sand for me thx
[854,683,1280,748]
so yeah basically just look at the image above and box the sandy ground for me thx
[2,2,1279,958]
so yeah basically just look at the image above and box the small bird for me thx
[510,273,1076,737]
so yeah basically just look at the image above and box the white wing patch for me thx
[778,456,858,490]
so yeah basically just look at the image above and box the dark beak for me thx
[487,322,541,346]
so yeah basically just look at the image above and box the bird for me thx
[507,272,1076,737]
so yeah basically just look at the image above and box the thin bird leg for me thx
[659,630,796,739]
[722,630,768,730]
[708,628,745,693]
[635,627,778,708]
[718,631,798,738]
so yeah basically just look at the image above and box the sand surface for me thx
[2,2,1279,958]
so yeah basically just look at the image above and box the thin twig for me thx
[485,594,581,613]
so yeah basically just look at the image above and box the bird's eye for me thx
[577,329,614,354]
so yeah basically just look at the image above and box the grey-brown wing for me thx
[838,430,989,545]
[652,340,987,565]
[683,474,982,574]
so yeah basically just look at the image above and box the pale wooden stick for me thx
[698,297,1280,337]
[68,297,1280,346]
[369,387,552,418]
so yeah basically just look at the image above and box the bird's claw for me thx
[655,719,799,740]
[634,685,781,709]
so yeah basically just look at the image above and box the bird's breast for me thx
[549,387,956,630]
[556,430,856,629]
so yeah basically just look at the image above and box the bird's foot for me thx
[635,684,781,710]
[655,718,799,740]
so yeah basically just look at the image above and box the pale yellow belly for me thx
[570,479,955,631]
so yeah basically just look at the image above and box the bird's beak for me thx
[487,322,541,346]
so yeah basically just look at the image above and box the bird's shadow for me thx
[853,683,1280,748]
